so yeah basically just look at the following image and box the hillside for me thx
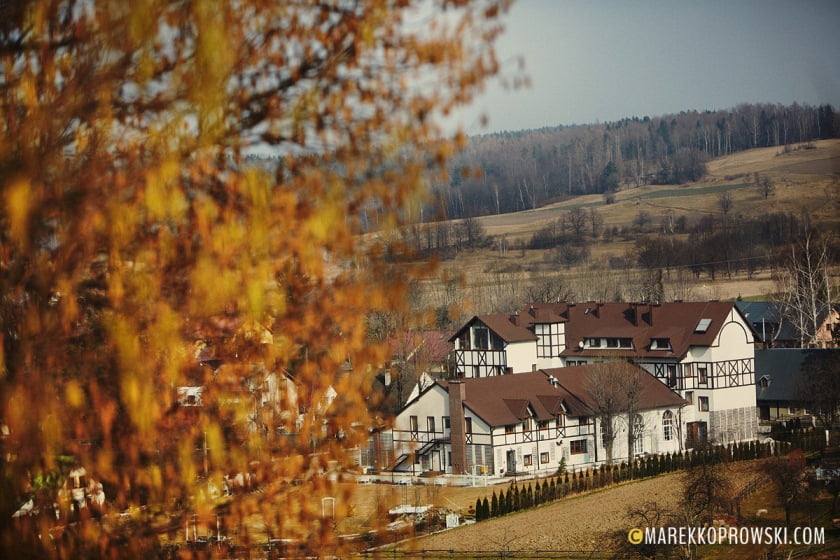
[409,140,840,320]
[473,139,839,242]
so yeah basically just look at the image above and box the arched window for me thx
[633,414,645,455]
[662,410,674,442]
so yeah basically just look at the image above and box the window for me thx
[698,365,708,385]
[523,418,531,431]
[579,416,589,426]
[505,424,515,435]
[632,415,644,455]
[606,338,619,348]
[538,420,551,431]
[585,337,602,348]
[651,338,671,350]
[634,436,644,455]
[540,452,550,464]
[570,439,587,454]
[537,323,561,358]
[662,411,674,442]
[685,391,694,404]
[523,454,533,466]
[473,326,490,349]
[695,318,712,333]
[667,364,678,388]
[698,396,709,412]
[409,416,418,437]
[620,338,633,348]
[601,421,613,447]
[465,417,473,434]
[427,416,435,433]
[443,416,450,429]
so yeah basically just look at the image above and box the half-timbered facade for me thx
[391,365,686,477]
[449,301,758,446]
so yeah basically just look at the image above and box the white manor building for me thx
[388,301,758,476]
[391,364,685,476]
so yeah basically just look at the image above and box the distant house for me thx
[755,348,840,421]
[736,301,800,348]
[738,301,840,349]
[390,364,686,476]
[815,304,840,349]
[449,301,757,446]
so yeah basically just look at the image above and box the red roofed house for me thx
[391,364,687,476]
[449,301,757,449]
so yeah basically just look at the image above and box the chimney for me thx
[448,381,468,475]
[509,311,519,326]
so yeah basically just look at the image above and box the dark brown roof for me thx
[438,363,685,427]
[544,363,687,412]
[439,372,587,426]
[449,314,537,344]
[561,301,747,359]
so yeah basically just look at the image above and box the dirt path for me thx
[400,462,760,553]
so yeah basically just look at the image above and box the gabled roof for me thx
[544,364,687,412]
[436,363,685,428]
[736,301,799,344]
[449,314,537,344]
[755,348,840,402]
[560,301,746,359]
[449,303,578,345]
[438,372,583,426]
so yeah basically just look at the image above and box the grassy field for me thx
[472,139,839,242]
[415,139,840,314]
[332,459,840,559]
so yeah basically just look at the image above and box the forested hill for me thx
[438,102,837,219]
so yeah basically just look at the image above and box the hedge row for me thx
[474,430,824,522]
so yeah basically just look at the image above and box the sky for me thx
[451,0,840,134]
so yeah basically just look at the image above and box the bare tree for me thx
[588,208,604,238]
[586,364,624,464]
[608,501,682,560]
[567,207,587,239]
[763,454,811,527]
[681,448,732,526]
[526,273,573,303]
[584,361,645,466]
[775,231,835,347]
[718,192,733,217]
[759,176,775,199]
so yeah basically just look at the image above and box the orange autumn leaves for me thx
[1,0,512,556]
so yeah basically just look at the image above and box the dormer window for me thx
[605,337,633,349]
[759,375,770,388]
[651,338,671,350]
[584,337,602,348]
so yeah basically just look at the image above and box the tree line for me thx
[432,102,836,219]
[473,433,822,523]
